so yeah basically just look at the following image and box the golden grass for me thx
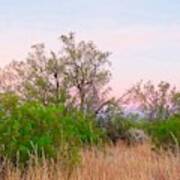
[1,143,180,180]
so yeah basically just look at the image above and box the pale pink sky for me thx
[1,0,180,96]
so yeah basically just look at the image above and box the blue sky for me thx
[0,0,180,95]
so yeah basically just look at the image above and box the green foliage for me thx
[1,32,180,170]
[143,116,180,150]
[102,116,139,143]
[0,101,104,166]
[0,92,20,118]
[111,117,138,136]
[102,112,180,149]
[97,103,145,143]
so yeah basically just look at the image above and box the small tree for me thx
[60,33,111,113]
[1,44,69,105]
[122,81,177,120]
[171,92,180,114]
[0,33,112,112]
[0,61,24,93]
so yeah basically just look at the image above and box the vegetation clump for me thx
[0,100,104,166]
[0,33,179,172]
[144,115,180,151]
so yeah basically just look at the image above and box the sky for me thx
[0,0,180,96]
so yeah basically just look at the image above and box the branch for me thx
[95,98,115,114]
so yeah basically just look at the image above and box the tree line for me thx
[0,32,180,121]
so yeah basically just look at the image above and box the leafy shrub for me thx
[0,92,19,118]
[99,115,139,143]
[96,103,140,143]
[144,115,180,150]
[0,101,104,166]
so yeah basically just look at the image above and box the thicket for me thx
[143,116,180,150]
[0,94,104,166]
[0,33,179,169]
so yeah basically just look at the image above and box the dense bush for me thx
[97,103,140,143]
[103,113,180,149]
[143,116,180,150]
[0,101,104,166]
[99,115,140,143]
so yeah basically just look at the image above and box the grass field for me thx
[2,142,180,180]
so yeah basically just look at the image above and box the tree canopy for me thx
[0,33,112,114]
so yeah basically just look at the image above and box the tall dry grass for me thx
[1,143,180,180]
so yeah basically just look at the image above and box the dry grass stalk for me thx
[1,143,180,180]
